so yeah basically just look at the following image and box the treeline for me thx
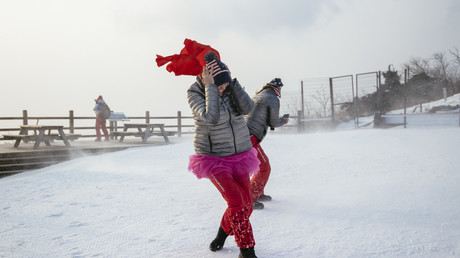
[344,47,460,117]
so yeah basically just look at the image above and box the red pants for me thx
[95,116,109,140]
[210,172,255,248]
[250,135,271,202]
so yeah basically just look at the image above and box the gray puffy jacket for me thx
[245,86,285,141]
[187,78,254,157]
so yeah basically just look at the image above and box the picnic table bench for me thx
[3,125,81,149]
[110,123,172,144]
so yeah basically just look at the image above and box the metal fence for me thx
[279,69,460,130]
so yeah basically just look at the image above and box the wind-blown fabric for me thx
[155,38,220,76]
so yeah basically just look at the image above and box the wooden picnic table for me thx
[3,125,76,149]
[111,123,171,144]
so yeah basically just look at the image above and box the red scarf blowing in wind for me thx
[156,39,220,76]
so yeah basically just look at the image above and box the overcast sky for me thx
[1,0,459,117]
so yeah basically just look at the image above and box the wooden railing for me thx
[0,110,195,140]
[1,110,309,141]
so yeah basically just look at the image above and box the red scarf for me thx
[156,39,220,76]
[272,86,281,98]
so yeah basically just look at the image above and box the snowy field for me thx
[1,125,459,257]
[382,93,460,128]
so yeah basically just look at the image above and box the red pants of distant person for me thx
[250,135,271,202]
[210,172,255,249]
[95,116,109,140]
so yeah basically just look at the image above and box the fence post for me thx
[145,111,150,124]
[329,78,335,122]
[22,110,28,126]
[378,71,382,115]
[301,81,305,119]
[297,110,303,132]
[404,69,407,128]
[22,110,29,135]
[69,110,75,134]
[177,111,182,137]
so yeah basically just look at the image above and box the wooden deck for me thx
[0,138,171,178]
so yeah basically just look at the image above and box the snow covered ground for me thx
[1,94,460,257]
[1,126,459,257]
[383,93,460,128]
[389,93,460,114]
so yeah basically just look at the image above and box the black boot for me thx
[209,226,228,251]
[239,247,257,258]
[257,194,272,202]
[253,201,264,210]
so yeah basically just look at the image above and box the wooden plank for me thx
[3,135,36,141]
[67,134,82,140]
[111,132,143,137]
[110,124,173,144]
[150,131,175,136]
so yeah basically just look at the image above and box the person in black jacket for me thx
[187,52,259,258]
[245,78,289,210]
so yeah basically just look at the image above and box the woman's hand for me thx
[201,66,215,86]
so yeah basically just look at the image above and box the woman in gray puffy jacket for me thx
[187,52,259,258]
[245,78,289,209]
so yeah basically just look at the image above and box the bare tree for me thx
[302,101,314,119]
[405,57,431,75]
[448,47,460,92]
[449,47,460,66]
[405,48,460,95]
[311,87,330,117]
[431,52,453,95]
[285,96,302,117]
[432,52,449,80]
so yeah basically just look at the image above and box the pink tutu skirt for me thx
[188,148,260,180]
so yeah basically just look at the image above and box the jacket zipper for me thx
[208,135,213,152]
[223,96,238,154]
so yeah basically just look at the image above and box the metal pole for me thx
[353,75,357,128]
[374,71,382,127]
[301,81,305,119]
[404,69,407,128]
[378,71,382,114]
[329,78,335,122]
[297,110,303,132]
